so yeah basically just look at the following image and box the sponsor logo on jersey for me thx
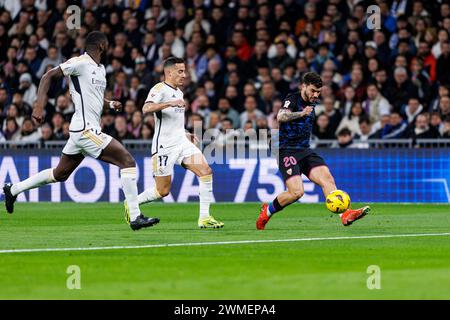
[91,78,107,87]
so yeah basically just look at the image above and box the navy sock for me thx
[268,197,284,216]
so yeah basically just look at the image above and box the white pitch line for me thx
[1,232,450,254]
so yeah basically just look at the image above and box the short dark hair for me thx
[359,116,371,125]
[302,72,323,87]
[337,128,352,137]
[85,31,108,50]
[163,57,185,69]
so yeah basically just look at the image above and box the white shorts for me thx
[62,127,113,158]
[152,139,202,177]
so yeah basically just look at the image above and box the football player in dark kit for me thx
[256,72,370,230]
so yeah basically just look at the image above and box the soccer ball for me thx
[326,190,351,213]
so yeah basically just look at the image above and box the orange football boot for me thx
[256,203,271,230]
[341,206,371,226]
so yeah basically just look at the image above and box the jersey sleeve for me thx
[59,57,84,77]
[145,83,164,104]
[281,94,296,111]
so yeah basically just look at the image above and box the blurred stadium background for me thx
[0,0,449,204]
[0,0,450,301]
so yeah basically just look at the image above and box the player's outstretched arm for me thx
[32,66,64,124]
[142,99,185,114]
[277,106,314,123]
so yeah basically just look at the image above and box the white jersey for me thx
[146,82,186,154]
[59,53,107,132]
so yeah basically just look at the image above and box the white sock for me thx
[199,174,213,219]
[11,168,56,196]
[121,167,140,221]
[138,187,162,204]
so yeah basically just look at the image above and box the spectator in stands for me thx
[3,104,23,131]
[36,45,61,78]
[417,40,437,83]
[321,96,342,135]
[341,67,366,102]
[354,117,376,149]
[141,123,154,140]
[11,92,32,117]
[18,73,37,107]
[54,94,74,121]
[51,112,65,140]
[436,41,450,84]
[0,0,447,150]
[386,67,418,112]
[19,118,41,142]
[259,81,277,115]
[191,94,211,122]
[430,112,444,136]
[403,97,424,127]
[270,67,290,97]
[381,112,409,139]
[429,85,449,112]
[23,46,42,76]
[442,116,450,138]
[0,87,9,112]
[217,97,240,129]
[129,74,148,109]
[267,98,281,130]
[362,83,391,128]
[410,57,431,103]
[128,111,142,139]
[40,123,54,143]
[336,102,365,136]
[214,117,238,146]
[184,7,210,41]
[410,113,441,140]
[4,117,20,140]
[313,113,334,140]
[295,2,320,36]
[438,95,450,119]
[256,117,270,137]
[331,128,356,148]
[124,100,137,122]
[240,95,264,128]
[268,41,294,71]
[113,115,134,142]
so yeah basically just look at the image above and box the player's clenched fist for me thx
[301,106,314,117]
[31,107,44,125]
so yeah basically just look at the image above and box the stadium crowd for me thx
[0,0,449,148]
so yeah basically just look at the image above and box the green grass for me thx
[0,202,449,299]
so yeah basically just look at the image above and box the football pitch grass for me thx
[0,202,449,300]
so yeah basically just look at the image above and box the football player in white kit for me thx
[3,32,159,231]
[133,57,224,228]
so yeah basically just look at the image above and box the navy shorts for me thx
[278,148,327,182]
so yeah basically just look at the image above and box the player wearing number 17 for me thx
[132,57,224,228]
[256,72,370,230]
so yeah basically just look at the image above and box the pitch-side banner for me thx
[0,149,449,203]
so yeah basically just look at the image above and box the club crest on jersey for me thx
[287,168,292,175]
